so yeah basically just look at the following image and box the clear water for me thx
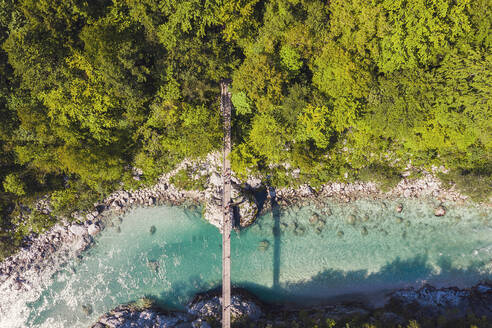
[7,200,492,327]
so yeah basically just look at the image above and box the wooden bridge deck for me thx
[221,81,232,328]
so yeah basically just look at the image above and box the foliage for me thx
[231,91,252,115]
[13,209,55,235]
[3,173,26,196]
[0,0,489,258]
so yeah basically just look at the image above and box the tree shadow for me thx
[237,253,492,308]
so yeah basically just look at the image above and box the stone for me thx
[361,226,368,236]
[298,184,314,196]
[87,223,100,236]
[337,230,344,237]
[434,205,446,217]
[82,304,93,315]
[69,224,87,237]
[149,225,157,235]
[309,213,320,225]
[209,172,222,187]
[346,215,357,225]
[396,204,403,213]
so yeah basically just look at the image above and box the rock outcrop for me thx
[388,283,492,319]
[91,283,492,327]
[203,179,258,231]
[91,305,199,328]
[91,291,262,328]
[188,291,263,323]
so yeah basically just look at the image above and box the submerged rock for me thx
[294,225,306,236]
[396,204,403,213]
[147,260,159,272]
[257,240,270,251]
[82,304,93,316]
[149,225,157,235]
[434,205,446,217]
[346,215,357,225]
[309,213,320,225]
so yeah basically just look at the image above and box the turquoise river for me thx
[9,199,492,327]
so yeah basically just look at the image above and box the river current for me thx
[8,199,492,327]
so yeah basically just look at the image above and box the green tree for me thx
[3,173,26,196]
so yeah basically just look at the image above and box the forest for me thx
[0,0,490,258]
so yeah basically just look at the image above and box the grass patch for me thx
[437,169,491,202]
[170,167,208,191]
[357,164,402,192]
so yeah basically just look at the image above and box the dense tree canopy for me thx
[0,0,490,257]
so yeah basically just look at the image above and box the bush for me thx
[3,173,26,196]
[50,189,78,216]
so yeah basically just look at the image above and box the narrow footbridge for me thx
[220,80,232,328]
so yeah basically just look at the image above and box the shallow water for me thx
[8,199,492,327]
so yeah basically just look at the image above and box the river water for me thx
[8,199,492,327]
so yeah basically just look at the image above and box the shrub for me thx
[3,173,26,196]
[14,209,55,235]
[50,189,78,216]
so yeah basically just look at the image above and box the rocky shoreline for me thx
[90,283,492,327]
[0,153,489,324]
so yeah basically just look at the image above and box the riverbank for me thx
[0,160,481,296]
[0,154,490,326]
[90,283,492,328]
